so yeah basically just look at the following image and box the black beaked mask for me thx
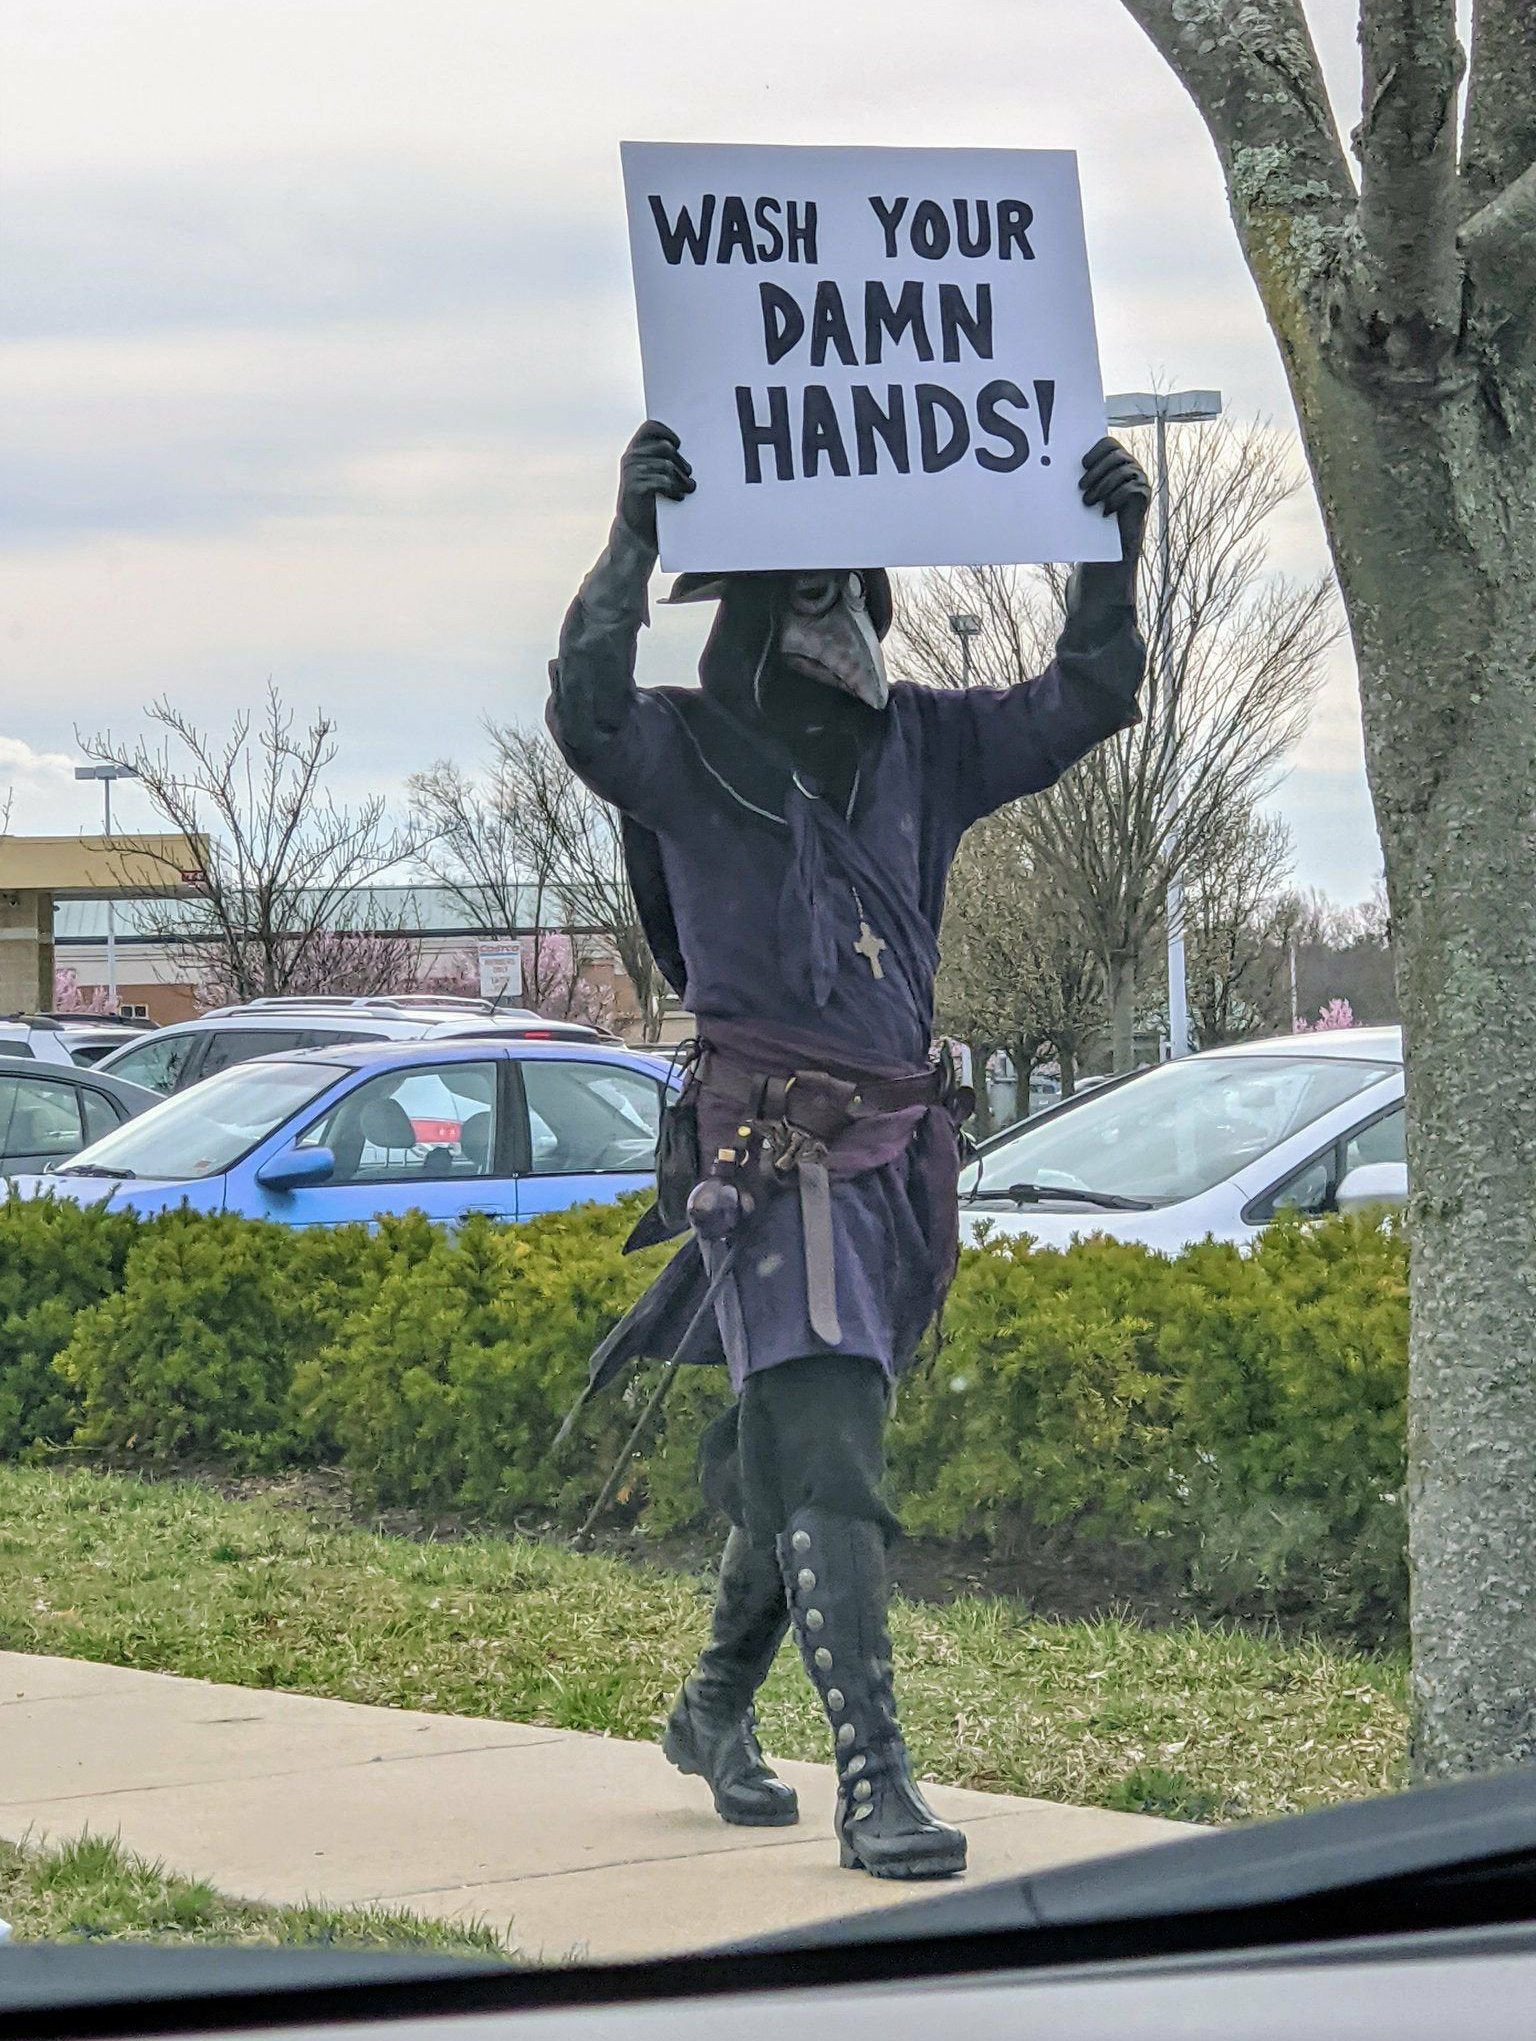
[669,567,893,716]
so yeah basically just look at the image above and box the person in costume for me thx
[548,420,1150,1878]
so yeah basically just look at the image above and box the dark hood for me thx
[670,570,894,728]
[692,574,781,726]
[621,571,894,1006]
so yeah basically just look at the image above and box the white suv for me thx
[93,996,614,1096]
[0,1013,156,1069]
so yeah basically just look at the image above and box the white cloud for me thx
[0,737,74,779]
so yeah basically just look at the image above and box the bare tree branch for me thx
[934,804,1105,1102]
[1461,158,1536,299]
[1355,0,1466,365]
[1183,810,1296,1045]
[1461,0,1536,207]
[896,419,1339,1070]
[408,755,530,943]
[1117,0,1355,367]
[495,724,666,1037]
[84,686,420,1003]
[411,723,665,1037]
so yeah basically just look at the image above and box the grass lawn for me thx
[0,1466,1409,1824]
[1,1832,507,1954]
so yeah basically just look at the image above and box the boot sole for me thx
[662,1725,800,1828]
[839,1837,968,1879]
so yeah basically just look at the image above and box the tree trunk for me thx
[1107,958,1137,1072]
[1057,1041,1077,1098]
[967,1039,995,1138]
[1310,377,1536,1779]
[1115,0,1536,1788]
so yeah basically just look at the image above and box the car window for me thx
[198,1028,309,1076]
[103,1032,201,1094]
[1258,1151,1336,1221]
[64,1041,119,1067]
[0,1075,84,1160]
[58,1061,345,1182]
[1251,1104,1408,1224]
[1345,1105,1406,1174]
[520,1060,662,1176]
[79,1088,125,1143]
[296,1061,499,1185]
[970,1054,1397,1206]
[0,1038,35,1060]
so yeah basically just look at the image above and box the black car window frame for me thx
[79,1085,127,1143]
[1242,1098,1407,1226]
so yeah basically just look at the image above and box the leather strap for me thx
[796,1146,842,1346]
[691,1042,949,1359]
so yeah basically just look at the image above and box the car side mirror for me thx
[254,1145,335,1193]
[1334,1160,1408,1214]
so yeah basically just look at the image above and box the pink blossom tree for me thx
[1295,997,1356,1034]
[52,967,115,1016]
[419,936,614,1028]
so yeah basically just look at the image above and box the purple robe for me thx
[548,524,1144,1388]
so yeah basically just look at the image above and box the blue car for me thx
[10,1038,680,1227]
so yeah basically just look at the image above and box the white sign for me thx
[622,142,1119,574]
[476,940,523,1001]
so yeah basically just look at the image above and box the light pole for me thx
[1104,389,1223,1058]
[75,763,139,1013]
[948,611,982,686]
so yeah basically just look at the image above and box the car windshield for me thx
[53,1061,344,1183]
[968,1054,1398,1206]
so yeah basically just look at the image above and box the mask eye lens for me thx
[846,572,868,611]
[790,574,840,617]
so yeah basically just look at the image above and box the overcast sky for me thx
[1,0,1384,902]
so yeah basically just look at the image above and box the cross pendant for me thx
[854,919,887,980]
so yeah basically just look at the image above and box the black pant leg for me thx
[736,1355,900,1547]
[696,1401,747,1529]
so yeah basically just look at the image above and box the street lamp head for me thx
[74,763,139,782]
[948,613,983,639]
[1103,393,1159,428]
[1105,389,1225,430]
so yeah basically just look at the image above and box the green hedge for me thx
[0,1197,143,1459]
[296,1201,670,1521]
[0,1191,1408,1642]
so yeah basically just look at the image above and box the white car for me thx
[959,1026,1406,1254]
[0,1013,154,1068]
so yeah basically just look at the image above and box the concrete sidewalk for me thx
[1,1651,1185,1963]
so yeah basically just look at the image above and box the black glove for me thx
[1079,436,1151,558]
[616,420,695,549]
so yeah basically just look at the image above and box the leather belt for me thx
[696,1049,943,1139]
[692,1047,946,1350]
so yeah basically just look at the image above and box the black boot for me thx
[778,1508,966,1879]
[663,1528,799,1827]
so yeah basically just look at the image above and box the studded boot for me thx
[662,1528,799,1827]
[779,1508,966,1879]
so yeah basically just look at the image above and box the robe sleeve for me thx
[923,562,1147,832]
[545,519,679,830]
